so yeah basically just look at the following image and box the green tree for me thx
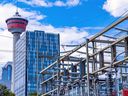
[29,92,50,96]
[0,84,15,96]
[29,92,37,96]
[29,92,47,96]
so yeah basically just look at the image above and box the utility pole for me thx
[86,39,90,96]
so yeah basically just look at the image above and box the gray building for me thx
[14,30,60,96]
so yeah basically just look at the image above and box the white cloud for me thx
[19,0,52,7]
[18,0,80,7]
[54,1,66,7]
[103,0,128,17]
[0,30,12,62]
[66,0,80,6]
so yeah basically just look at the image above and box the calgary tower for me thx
[6,11,28,92]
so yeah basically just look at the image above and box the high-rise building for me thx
[0,61,12,90]
[14,31,60,96]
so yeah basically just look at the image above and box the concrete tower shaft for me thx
[13,33,21,45]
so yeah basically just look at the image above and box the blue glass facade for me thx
[14,30,60,96]
[0,62,12,90]
[2,62,12,81]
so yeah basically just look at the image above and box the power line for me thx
[0,35,12,38]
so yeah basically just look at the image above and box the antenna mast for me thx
[16,0,18,13]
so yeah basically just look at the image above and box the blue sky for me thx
[6,0,115,27]
[0,0,128,77]
[39,0,113,27]
[0,0,117,27]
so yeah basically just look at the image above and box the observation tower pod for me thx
[6,11,28,34]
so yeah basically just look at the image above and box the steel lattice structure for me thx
[40,14,128,96]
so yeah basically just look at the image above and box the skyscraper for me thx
[0,61,12,90]
[14,30,60,96]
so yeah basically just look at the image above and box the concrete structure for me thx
[0,61,12,90]
[14,31,59,96]
[40,14,128,96]
[6,11,28,92]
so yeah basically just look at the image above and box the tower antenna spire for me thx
[16,0,19,13]
[15,0,21,16]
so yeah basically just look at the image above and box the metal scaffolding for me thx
[40,14,128,96]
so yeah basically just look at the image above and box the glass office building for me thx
[0,61,12,90]
[14,30,60,96]
[2,62,12,81]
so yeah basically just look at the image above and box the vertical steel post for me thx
[124,37,128,85]
[92,41,95,72]
[57,59,60,96]
[86,39,90,96]
[124,37,128,57]
[80,60,86,79]
[99,51,104,68]
[111,45,116,62]
[92,41,97,96]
